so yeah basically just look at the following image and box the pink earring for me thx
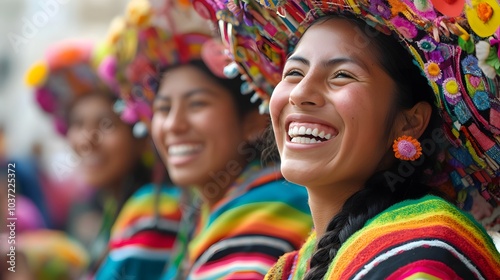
[393,136,422,161]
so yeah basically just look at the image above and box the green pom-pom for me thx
[458,37,475,54]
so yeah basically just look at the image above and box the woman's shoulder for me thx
[327,195,500,279]
[215,163,309,214]
[111,183,182,240]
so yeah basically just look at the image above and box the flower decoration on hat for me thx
[25,40,108,135]
[195,0,500,218]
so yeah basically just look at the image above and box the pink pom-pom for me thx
[35,88,56,113]
[121,103,139,124]
[97,56,118,89]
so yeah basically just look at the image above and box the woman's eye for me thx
[153,104,171,113]
[189,101,208,108]
[284,69,303,77]
[69,118,83,128]
[333,71,353,79]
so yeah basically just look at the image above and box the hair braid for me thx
[304,173,431,280]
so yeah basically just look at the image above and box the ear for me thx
[242,110,270,143]
[395,101,433,139]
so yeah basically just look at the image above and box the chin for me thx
[280,162,313,187]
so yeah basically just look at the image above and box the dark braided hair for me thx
[301,16,446,280]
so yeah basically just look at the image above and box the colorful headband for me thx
[25,40,108,135]
[196,0,500,220]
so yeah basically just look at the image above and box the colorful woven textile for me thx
[163,161,312,279]
[265,195,500,279]
[94,183,182,279]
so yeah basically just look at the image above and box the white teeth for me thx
[290,137,324,144]
[291,137,314,144]
[312,128,319,137]
[298,126,306,135]
[287,124,336,144]
[168,144,202,156]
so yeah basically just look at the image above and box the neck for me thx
[193,183,232,208]
[307,184,361,240]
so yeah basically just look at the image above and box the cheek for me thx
[106,129,137,160]
[66,128,84,154]
[66,130,78,149]
[150,116,164,147]
[269,83,290,127]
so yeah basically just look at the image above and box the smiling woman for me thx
[197,0,500,279]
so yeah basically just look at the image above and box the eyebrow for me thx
[287,55,370,72]
[155,88,216,101]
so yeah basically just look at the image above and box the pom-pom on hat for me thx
[198,0,500,219]
[25,40,108,135]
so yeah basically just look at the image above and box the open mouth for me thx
[287,123,338,144]
[168,144,203,156]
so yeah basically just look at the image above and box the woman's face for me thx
[270,19,398,190]
[151,65,250,191]
[67,94,142,189]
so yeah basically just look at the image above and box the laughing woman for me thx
[109,2,313,278]
[202,0,500,279]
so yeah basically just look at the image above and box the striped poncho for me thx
[164,161,313,279]
[266,195,500,280]
[94,183,182,279]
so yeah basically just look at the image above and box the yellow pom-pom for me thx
[25,61,48,87]
[445,79,459,95]
[126,0,152,27]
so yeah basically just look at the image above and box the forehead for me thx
[158,65,225,98]
[71,94,113,115]
[294,18,379,60]
[68,94,121,128]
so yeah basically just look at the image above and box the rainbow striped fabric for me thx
[164,161,313,279]
[266,195,500,280]
[94,183,182,279]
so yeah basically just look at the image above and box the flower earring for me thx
[393,135,422,161]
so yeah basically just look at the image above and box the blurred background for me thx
[0,0,129,175]
[0,1,131,278]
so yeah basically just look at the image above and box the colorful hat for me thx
[97,0,235,133]
[196,0,500,223]
[25,40,109,135]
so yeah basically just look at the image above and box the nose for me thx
[70,124,102,157]
[162,105,189,134]
[288,74,325,108]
